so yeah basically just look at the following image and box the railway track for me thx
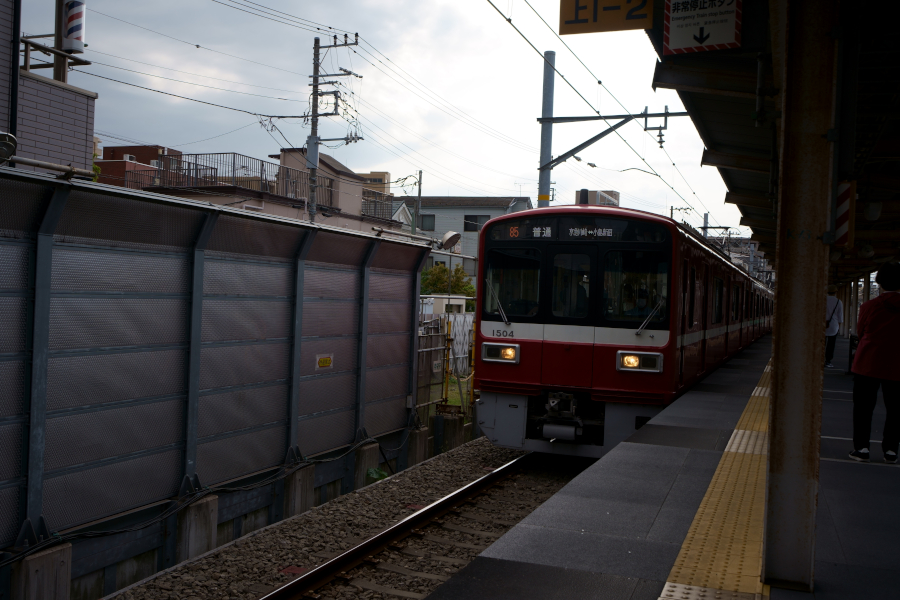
[262,453,588,600]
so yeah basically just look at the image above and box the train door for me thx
[699,264,709,371]
[679,259,688,385]
[541,246,596,388]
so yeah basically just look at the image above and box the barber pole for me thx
[62,1,86,54]
[834,181,856,248]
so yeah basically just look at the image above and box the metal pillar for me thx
[863,272,871,302]
[842,285,851,338]
[850,280,858,335]
[287,230,318,458]
[354,240,381,440]
[407,250,429,414]
[764,0,838,590]
[20,187,69,543]
[538,51,556,208]
[183,212,219,483]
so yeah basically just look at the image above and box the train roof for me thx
[484,205,772,292]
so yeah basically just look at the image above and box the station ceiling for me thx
[643,1,899,285]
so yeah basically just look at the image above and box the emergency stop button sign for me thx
[664,0,742,55]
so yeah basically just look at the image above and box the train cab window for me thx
[603,251,668,323]
[713,278,724,324]
[484,248,541,318]
[551,254,591,318]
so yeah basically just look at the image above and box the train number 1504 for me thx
[491,330,514,338]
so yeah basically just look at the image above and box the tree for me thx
[421,263,476,311]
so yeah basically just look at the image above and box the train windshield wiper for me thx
[635,296,665,336]
[485,278,511,325]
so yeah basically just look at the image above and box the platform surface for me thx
[427,336,900,600]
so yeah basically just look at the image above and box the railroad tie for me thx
[349,578,426,599]
[377,562,450,581]
[441,522,502,538]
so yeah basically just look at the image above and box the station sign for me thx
[559,0,655,35]
[664,0,742,55]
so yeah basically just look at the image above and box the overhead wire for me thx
[483,0,710,226]
[518,0,724,227]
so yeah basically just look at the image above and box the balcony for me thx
[361,188,394,220]
[125,152,335,207]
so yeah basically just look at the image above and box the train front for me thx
[473,207,676,458]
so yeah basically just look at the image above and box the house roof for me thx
[402,197,532,209]
[269,148,366,181]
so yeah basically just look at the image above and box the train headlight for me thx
[483,343,520,364]
[617,351,663,373]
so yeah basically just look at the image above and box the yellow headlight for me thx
[500,347,517,361]
[622,355,640,368]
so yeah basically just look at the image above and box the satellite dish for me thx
[441,231,461,250]
[0,133,17,163]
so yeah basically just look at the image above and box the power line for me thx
[483,0,710,223]
[85,48,309,94]
[91,8,308,77]
[71,69,306,118]
[518,0,723,227]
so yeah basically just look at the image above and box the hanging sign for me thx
[559,0,655,35]
[664,0,742,55]
[834,181,856,248]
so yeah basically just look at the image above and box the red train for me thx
[473,205,772,457]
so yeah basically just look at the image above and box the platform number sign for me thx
[559,0,654,35]
[664,0,742,55]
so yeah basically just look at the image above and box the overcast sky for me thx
[24,0,745,233]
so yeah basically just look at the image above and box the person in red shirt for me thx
[849,262,900,463]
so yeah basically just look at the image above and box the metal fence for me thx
[0,167,426,549]
[123,152,335,207]
[361,188,394,220]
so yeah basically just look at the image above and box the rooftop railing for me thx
[361,188,394,220]
[125,152,334,207]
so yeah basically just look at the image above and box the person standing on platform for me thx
[848,262,900,463]
[825,285,843,368]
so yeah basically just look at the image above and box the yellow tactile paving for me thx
[660,360,773,600]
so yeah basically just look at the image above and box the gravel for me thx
[112,438,528,600]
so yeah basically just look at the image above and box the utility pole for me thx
[306,33,361,223]
[308,37,321,223]
[702,212,709,238]
[538,51,555,208]
[412,170,422,234]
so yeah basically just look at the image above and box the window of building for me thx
[464,215,491,232]
[713,278,724,324]
[551,254,591,318]
[419,214,435,231]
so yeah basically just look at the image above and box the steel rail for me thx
[260,453,530,600]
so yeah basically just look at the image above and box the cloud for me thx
[22,0,741,230]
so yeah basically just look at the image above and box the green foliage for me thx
[366,467,389,483]
[421,263,476,311]
[91,153,101,183]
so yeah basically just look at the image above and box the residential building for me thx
[358,171,391,195]
[2,9,97,173]
[402,196,533,269]
[95,144,182,189]
[573,190,620,205]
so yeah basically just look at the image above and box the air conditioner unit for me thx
[123,154,136,162]
[150,160,160,168]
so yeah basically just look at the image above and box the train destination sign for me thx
[664,0,742,55]
[559,0,655,35]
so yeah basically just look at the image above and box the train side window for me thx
[551,254,591,318]
[689,267,696,327]
[484,248,541,318]
[732,285,742,321]
[713,278,724,324]
[603,251,668,323]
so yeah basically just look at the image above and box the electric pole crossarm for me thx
[537,112,688,124]
[539,117,634,172]
[310,73,358,78]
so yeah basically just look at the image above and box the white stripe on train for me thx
[482,320,767,349]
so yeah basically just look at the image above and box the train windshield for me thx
[602,250,668,323]
[485,248,541,317]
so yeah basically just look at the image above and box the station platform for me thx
[427,336,900,600]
